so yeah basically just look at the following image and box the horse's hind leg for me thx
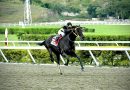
[56,54,62,75]
[47,48,54,63]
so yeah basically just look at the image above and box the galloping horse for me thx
[38,25,84,74]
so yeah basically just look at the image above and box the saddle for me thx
[51,34,62,46]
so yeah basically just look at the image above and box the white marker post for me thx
[5,28,8,46]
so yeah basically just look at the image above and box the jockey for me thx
[58,22,72,38]
[56,22,72,40]
[51,22,72,46]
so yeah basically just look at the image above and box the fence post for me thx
[89,50,99,66]
[115,43,130,60]
[27,49,36,63]
[0,49,8,62]
[125,50,130,60]
[60,55,65,64]
[5,28,8,46]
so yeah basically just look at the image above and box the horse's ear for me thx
[63,26,67,29]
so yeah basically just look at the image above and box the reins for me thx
[72,27,78,37]
[67,27,79,42]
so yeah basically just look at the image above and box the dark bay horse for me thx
[38,26,84,74]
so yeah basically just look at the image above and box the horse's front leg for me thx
[71,52,84,71]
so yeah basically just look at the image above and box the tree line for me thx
[19,0,130,19]
[87,0,130,19]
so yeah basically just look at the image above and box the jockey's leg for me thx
[55,35,60,41]
[55,33,64,43]
[60,32,65,37]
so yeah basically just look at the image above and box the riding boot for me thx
[55,35,60,42]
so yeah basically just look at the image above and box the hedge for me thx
[0,27,60,34]
[20,34,52,41]
[0,50,51,64]
[20,34,130,42]
[0,27,94,35]
[0,50,129,66]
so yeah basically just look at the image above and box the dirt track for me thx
[0,63,130,90]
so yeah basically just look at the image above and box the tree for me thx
[87,4,98,18]
[87,0,130,19]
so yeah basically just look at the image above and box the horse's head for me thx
[72,25,85,41]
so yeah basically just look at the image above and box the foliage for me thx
[19,33,130,41]
[0,0,130,22]
[0,50,129,66]
[1,50,30,63]
[87,0,130,19]
[31,50,52,63]
[40,2,80,14]
[84,35,130,41]
[20,34,52,41]
[0,27,60,34]
[87,4,98,18]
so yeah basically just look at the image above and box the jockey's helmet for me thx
[67,22,72,27]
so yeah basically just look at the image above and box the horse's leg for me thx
[56,54,62,75]
[47,48,54,63]
[71,52,84,71]
[62,53,70,66]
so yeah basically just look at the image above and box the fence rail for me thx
[0,46,130,51]
[0,20,130,27]
[0,41,130,66]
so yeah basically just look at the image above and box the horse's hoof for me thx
[64,63,68,66]
[60,73,63,75]
[81,68,84,72]
[32,62,36,64]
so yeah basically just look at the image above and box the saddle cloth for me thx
[51,35,62,46]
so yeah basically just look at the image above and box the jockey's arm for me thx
[64,29,70,34]
[58,28,65,37]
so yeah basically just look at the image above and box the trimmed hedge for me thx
[20,34,130,41]
[0,27,60,34]
[0,50,52,64]
[0,50,129,66]
[0,27,94,34]
[84,28,95,32]
[84,35,130,41]
[20,34,53,41]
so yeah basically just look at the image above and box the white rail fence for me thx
[0,41,130,66]
[0,20,130,27]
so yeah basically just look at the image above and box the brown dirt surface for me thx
[0,63,130,90]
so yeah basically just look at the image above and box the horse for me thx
[38,25,85,74]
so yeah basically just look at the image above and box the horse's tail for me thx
[37,41,45,46]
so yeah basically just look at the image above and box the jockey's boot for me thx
[55,36,59,41]
[55,34,63,45]
[56,34,62,42]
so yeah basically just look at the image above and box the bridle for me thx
[67,27,78,42]
[72,27,79,37]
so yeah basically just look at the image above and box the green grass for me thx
[0,34,18,46]
[25,25,130,36]
[0,34,18,41]
[83,25,130,36]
